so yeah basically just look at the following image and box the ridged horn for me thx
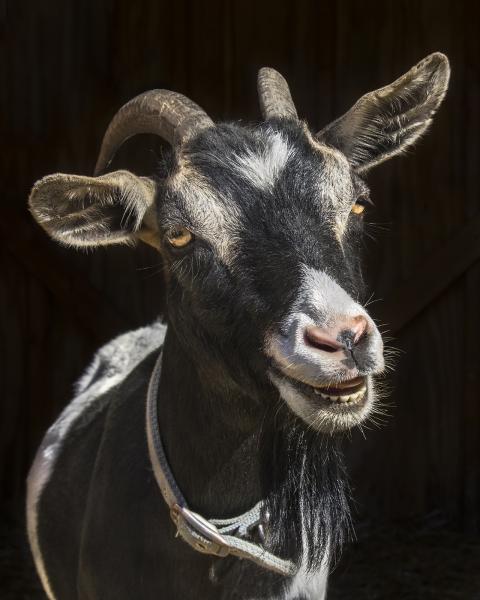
[257,67,298,121]
[95,90,214,175]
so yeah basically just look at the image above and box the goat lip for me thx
[270,365,369,406]
[269,364,366,394]
[313,376,366,396]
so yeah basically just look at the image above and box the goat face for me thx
[29,53,450,434]
[158,121,383,433]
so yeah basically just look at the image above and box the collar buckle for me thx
[171,504,230,557]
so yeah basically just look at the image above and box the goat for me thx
[27,53,449,599]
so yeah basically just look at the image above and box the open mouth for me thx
[271,366,368,408]
[269,366,374,433]
[310,376,367,404]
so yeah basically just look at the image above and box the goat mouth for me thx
[269,368,373,432]
[271,367,368,407]
[311,376,367,404]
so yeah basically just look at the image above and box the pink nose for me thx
[304,315,369,353]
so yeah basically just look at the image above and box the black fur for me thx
[156,120,366,572]
[28,54,450,599]
[31,118,379,600]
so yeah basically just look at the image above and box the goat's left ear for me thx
[317,52,450,172]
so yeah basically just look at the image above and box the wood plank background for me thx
[0,0,479,531]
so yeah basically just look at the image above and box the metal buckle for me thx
[171,504,230,557]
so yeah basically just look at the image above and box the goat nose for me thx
[304,315,369,354]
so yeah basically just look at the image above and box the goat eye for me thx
[351,196,370,215]
[166,227,193,248]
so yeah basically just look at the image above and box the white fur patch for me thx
[282,552,329,600]
[317,148,353,239]
[300,266,367,321]
[304,128,356,239]
[26,322,166,600]
[233,131,293,190]
[169,168,241,264]
[267,266,378,383]
[266,266,384,432]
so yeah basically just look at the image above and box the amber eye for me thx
[166,227,193,248]
[351,196,370,215]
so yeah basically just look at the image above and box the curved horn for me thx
[95,90,214,175]
[257,68,298,121]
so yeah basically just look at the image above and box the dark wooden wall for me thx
[1,0,479,530]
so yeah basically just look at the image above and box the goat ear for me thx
[317,52,450,172]
[29,170,160,250]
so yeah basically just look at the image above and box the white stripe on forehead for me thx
[231,130,294,190]
[231,125,353,238]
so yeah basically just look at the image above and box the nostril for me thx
[351,315,369,343]
[304,326,342,353]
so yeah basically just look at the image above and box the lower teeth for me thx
[313,387,366,403]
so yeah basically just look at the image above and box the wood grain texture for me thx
[0,0,479,530]
[378,213,480,333]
